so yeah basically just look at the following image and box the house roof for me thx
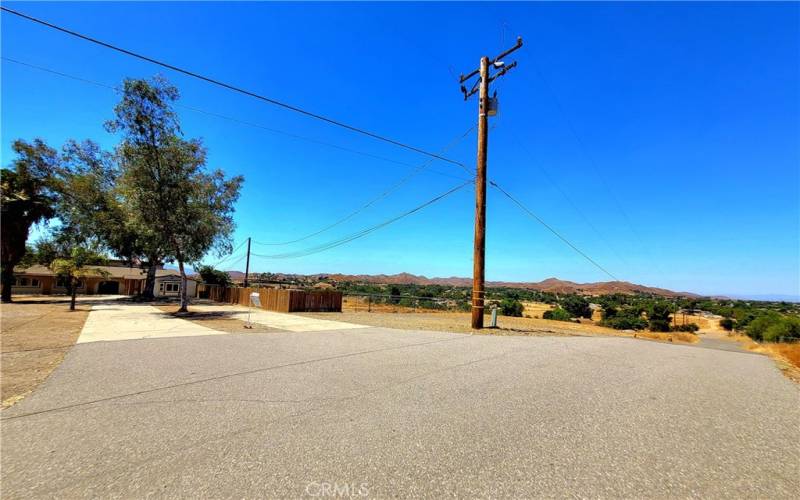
[15,264,200,281]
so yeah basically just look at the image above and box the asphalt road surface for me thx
[2,327,799,498]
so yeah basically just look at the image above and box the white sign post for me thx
[246,292,261,329]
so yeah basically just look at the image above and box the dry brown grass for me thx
[1,297,90,408]
[299,310,699,344]
[635,331,700,344]
[521,301,552,319]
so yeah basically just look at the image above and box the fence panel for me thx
[209,287,342,313]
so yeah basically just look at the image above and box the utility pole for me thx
[459,37,523,329]
[244,237,251,288]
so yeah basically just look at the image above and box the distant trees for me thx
[197,265,232,287]
[648,302,674,332]
[1,139,61,303]
[560,295,592,319]
[746,312,800,342]
[543,307,571,322]
[499,298,524,317]
[599,305,648,330]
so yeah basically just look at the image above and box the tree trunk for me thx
[178,260,188,313]
[70,281,77,311]
[1,265,14,303]
[142,260,157,299]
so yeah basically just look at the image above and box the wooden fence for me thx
[208,286,342,313]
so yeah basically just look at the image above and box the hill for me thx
[322,273,698,297]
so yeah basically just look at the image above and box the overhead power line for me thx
[507,128,630,269]
[1,56,469,181]
[250,180,472,260]
[524,63,664,278]
[1,6,467,170]
[253,125,475,247]
[488,180,620,282]
[206,239,248,269]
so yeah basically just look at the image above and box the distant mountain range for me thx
[226,270,699,298]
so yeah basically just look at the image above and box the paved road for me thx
[2,325,799,498]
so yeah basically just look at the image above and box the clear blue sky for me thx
[2,2,798,299]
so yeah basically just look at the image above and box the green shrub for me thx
[600,308,648,330]
[672,323,699,333]
[499,299,524,317]
[719,318,735,331]
[649,319,672,332]
[543,308,571,322]
[561,295,592,319]
[747,312,784,341]
[762,317,800,342]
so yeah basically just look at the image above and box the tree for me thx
[111,77,243,312]
[719,318,735,331]
[561,295,592,319]
[57,140,143,266]
[1,139,60,303]
[197,265,232,287]
[106,77,182,298]
[649,302,674,332]
[543,308,571,322]
[49,247,109,311]
[499,298,524,317]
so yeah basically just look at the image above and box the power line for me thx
[507,128,631,269]
[250,180,472,260]
[252,125,475,247]
[206,239,248,269]
[489,180,620,282]
[1,6,467,170]
[524,62,665,278]
[1,56,470,181]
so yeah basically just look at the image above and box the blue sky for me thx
[2,2,798,298]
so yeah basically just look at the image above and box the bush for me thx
[543,308,571,322]
[649,319,672,332]
[499,299,524,317]
[561,295,592,319]
[747,312,783,341]
[762,317,800,342]
[602,305,618,320]
[719,318,735,331]
[672,323,699,333]
[600,308,648,330]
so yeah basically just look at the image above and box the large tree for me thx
[110,77,243,310]
[57,140,143,266]
[0,139,60,302]
[105,77,181,298]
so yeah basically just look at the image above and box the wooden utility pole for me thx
[460,37,523,329]
[244,237,251,287]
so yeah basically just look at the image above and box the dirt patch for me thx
[154,304,281,333]
[1,297,90,408]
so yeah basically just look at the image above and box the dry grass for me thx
[299,310,699,344]
[635,331,700,344]
[1,297,90,408]
[521,301,552,319]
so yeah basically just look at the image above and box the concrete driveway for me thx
[1,322,798,498]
